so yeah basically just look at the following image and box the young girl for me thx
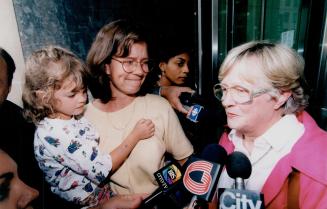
[22,45,155,207]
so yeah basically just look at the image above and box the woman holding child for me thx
[84,19,193,195]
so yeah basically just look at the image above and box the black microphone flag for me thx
[218,151,265,209]
[155,162,182,190]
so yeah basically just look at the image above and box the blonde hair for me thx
[218,41,308,114]
[23,45,88,124]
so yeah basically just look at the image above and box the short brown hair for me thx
[86,19,149,103]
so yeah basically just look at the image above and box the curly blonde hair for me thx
[23,45,88,124]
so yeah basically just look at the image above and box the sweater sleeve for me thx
[163,99,194,160]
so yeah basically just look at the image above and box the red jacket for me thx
[219,111,327,208]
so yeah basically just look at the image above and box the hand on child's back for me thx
[133,119,155,140]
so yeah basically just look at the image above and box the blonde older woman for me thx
[214,41,327,208]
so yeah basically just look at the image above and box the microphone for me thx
[179,92,205,123]
[141,144,228,209]
[218,151,265,209]
[140,161,184,208]
[183,144,228,208]
[154,161,182,190]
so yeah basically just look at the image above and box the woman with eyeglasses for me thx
[84,20,193,196]
[212,41,327,208]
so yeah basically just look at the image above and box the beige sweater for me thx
[84,94,193,194]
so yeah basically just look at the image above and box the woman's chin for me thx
[227,119,242,130]
[175,79,186,85]
[125,89,141,95]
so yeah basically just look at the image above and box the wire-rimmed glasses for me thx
[111,57,154,73]
[213,83,272,104]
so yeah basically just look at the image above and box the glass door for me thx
[209,0,327,129]
[198,0,308,96]
[221,0,306,52]
[197,0,327,129]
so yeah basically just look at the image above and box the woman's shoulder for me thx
[84,101,103,118]
[143,94,171,107]
[289,112,327,184]
[85,101,96,111]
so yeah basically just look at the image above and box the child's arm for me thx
[110,119,155,173]
[90,193,147,209]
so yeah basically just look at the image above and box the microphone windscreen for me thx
[200,144,227,165]
[226,151,252,179]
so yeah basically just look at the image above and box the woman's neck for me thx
[93,96,136,112]
[242,134,256,154]
[240,112,284,154]
[158,76,172,86]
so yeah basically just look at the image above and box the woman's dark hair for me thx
[157,34,193,63]
[142,33,194,91]
[86,19,150,103]
[0,48,16,86]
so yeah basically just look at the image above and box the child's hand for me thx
[132,119,155,140]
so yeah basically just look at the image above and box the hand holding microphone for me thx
[140,161,184,209]
[179,92,205,123]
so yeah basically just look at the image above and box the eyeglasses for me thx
[213,83,272,104]
[111,57,154,73]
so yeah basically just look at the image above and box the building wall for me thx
[1,0,194,106]
[12,0,111,60]
[0,0,25,106]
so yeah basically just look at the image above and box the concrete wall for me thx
[0,0,25,106]
[1,0,194,106]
